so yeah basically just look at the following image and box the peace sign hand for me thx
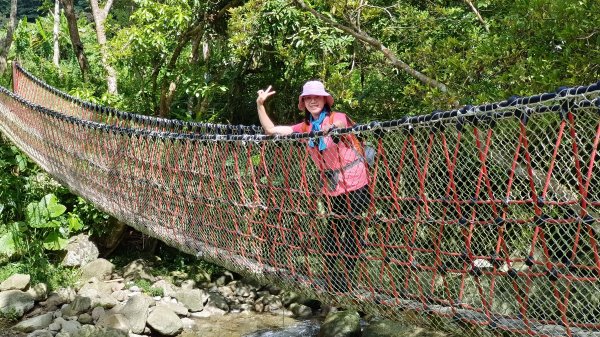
[256,86,276,105]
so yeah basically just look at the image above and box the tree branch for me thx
[292,0,448,93]
[463,0,489,33]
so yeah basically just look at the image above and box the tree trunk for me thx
[61,0,90,81]
[0,0,18,74]
[52,0,60,67]
[90,0,118,94]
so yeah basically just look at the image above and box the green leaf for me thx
[27,194,66,228]
[42,231,69,250]
[68,214,83,231]
[15,154,27,171]
[0,232,17,257]
[26,202,47,228]
[41,194,66,218]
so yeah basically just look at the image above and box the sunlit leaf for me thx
[43,231,69,250]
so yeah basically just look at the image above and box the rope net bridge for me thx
[2,65,600,337]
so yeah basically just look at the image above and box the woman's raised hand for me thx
[256,86,276,105]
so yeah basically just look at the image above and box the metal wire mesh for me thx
[12,64,261,135]
[2,70,600,336]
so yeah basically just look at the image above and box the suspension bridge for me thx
[2,64,600,336]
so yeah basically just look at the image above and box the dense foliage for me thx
[0,0,598,285]
[5,0,598,123]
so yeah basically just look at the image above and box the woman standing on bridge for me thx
[256,80,370,293]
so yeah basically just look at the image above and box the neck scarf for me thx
[308,108,328,151]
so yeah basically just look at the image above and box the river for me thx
[180,313,321,337]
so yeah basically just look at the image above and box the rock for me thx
[472,259,493,269]
[91,295,117,309]
[42,288,75,308]
[289,303,313,318]
[80,259,114,282]
[189,306,227,318]
[174,289,208,312]
[70,325,128,337]
[266,284,281,295]
[48,321,61,332]
[26,330,53,337]
[269,308,295,317]
[281,291,302,306]
[96,313,130,332]
[318,310,361,337]
[0,274,30,291]
[61,234,99,267]
[13,312,54,332]
[147,306,183,336]
[180,317,196,329]
[62,296,91,316]
[78,313,93,324]
[254,302,264,312]
[118,294,150,334]
[110,290,128,302]
[151,280,177,297]
[110,282,125,292]
[60,319,81,335]
[180,280,195,290]
[27,283,48,302]
[0,290,35,318]
[122,259,156,282]
[156,301,189,316]
[206,292,229,312]
[78,278,113,298]
[91,306,105,322]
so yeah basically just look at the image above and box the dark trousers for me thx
[324,185,371,291]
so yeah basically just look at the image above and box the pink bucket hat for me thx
[298,80,334,110]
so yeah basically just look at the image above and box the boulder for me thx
[61,234,100,267]
[156,301,189,316]
[12,312,54,332]
[0,290,34,317]
[71,325,128,337]
[151,280,177,297]
[318,310,361,337]
[61,296,91,316]
[206,292,229,312]
[80,259,114,282]
[122,259,156,282]
[118,294,151,334]
[147,306,183,336]
[289,302,313,318]
[0,274,30,291]
[27,283,48,302]
[174,289,208,312]
[96,313,130,332]
[26,330,54,337]
[60,319,82,335]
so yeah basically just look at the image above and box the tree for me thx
[60,0,89,81]
[292,0,448,93]
[90,0,117,94]
[111,0,243,118]
[0,0,18,73]
[52,0,60,66]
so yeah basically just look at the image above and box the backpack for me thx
[302,112,376,167]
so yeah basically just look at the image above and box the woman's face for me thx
[303,95,326,116]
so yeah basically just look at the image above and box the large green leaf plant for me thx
[0,193,83,258]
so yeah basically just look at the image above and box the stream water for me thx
[180,313,321,337]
